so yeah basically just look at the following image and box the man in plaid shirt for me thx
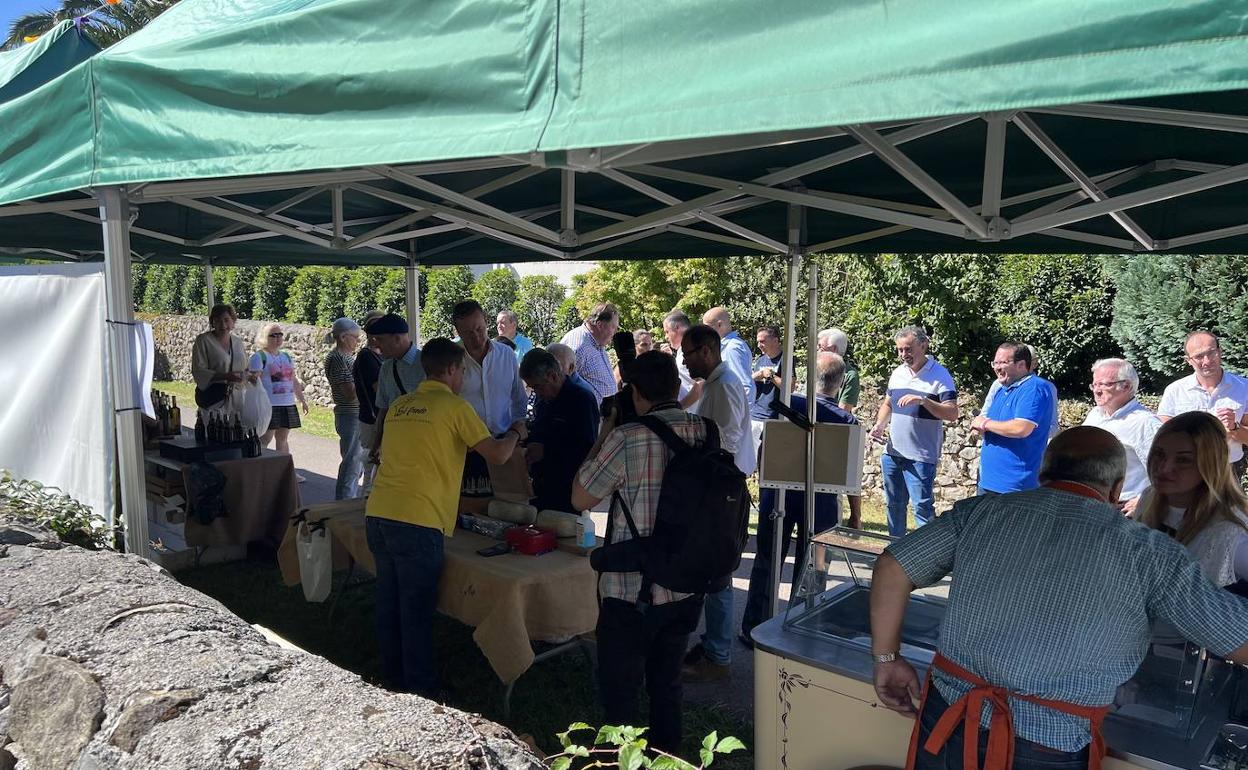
[572,350,708,754]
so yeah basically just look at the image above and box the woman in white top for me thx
[1138,410,1248,588]
[190,304,255,410]
[248,322,309,456]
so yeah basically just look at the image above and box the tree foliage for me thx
[252,266,296,321]
[344,267,389,320]
[216,267,257,318]
[471,268,519,325]
[422,266,475,339]
[3,0,179,51]
[514,274,566,345]
[315,268,350,326]
[285,267,327,325]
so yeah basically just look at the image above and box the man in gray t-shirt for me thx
[870,326,958,537]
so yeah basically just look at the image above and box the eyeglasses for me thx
[990,360,1016,368]
[1089,380,1126,392]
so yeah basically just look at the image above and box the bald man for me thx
[702,306,755,405]
[871,426,1248,770]
[1158,331,1248,478]
[547,342,596,400]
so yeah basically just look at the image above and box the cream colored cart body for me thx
[751,529,1247,770]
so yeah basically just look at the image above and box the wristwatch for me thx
[874,652,899,664]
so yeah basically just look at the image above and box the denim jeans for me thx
[882,453,936,537]
[334,409,365,500]
[358,421,378,495]
[365,517,445,696]
[914,686,1089,770]
[700,586,734,665]
[598,595,703,755]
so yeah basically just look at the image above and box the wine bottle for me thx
[194,410,207,444]
[231,414,243,443]
[169,396,182,434]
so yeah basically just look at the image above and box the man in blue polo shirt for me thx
[973,342,1056,493]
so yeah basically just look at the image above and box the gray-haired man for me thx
[1081,357,1161,515]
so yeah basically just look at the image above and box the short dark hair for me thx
[757,325,780,340]
[684,324,721,354]
[999,342,1032,368]
[663,310,691,331]
[589,302,619,324]
[208,304,237,324]
[519,348,561,381]
[631,350,680,402]
[421,338,465,376]
[451,300,484,323]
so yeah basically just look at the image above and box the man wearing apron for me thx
[870,426,1248,770]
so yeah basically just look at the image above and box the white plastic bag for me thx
[234,380,272,437]
[296,521,333,603]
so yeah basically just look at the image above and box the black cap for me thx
[366,313,408,334]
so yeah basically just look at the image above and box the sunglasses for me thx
[268,332,284,338]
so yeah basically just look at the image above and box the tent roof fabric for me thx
[0,19,99,106]
[2,0,1248,263]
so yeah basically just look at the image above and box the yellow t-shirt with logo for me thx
[366,379,491,535]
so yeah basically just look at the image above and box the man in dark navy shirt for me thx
[352,311,386,492]
[521,348,601,512]
[741,351,862,642]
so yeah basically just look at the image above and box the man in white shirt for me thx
[1158,331,1248,478]
[680,323,752,682]
[451,301,528,437]
[662,309,701,407]
[1082,357,1161,515]
[702,306,755,405]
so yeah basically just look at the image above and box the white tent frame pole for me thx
[561,169,576,234]
[767,205,805,621]
[1030,103,1248,134]
[1011,113,1155,250]
[845,124,990,238]
[406,246,421,342]
[800,255,819,590]
[97,185,148,554]
[54,210,189,246]
[1009,160,1248,237]
[193,185,330,246]
[981,114,1008,221]
[204,259,215,307]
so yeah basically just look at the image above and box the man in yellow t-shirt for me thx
[365,337,519,697]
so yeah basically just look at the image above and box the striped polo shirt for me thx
[885,355,957,464]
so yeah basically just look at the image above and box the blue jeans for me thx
[334,409,365,500]
[914,686,1089,770]
[700,586,734,665]
[365,517,445,696]
[882,453,936,537]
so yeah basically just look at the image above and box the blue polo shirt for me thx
[980,374,1054,492]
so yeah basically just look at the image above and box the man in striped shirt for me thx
[559,302,620,404]
[871,426,1248,769]
[572,351,707,755]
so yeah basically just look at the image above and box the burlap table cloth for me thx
[277,503,599,684]
[181,450,300,548]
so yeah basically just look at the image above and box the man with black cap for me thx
[365,313,424,460]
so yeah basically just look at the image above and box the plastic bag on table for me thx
[232,379,272,437]
[296,520,333,603]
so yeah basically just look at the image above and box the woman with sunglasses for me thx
[1138,411,1248,589]
[249,323,309,457]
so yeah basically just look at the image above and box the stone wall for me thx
[0,536,543,770]
[143,313,339,408]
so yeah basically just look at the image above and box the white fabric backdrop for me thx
[0,264,115,524]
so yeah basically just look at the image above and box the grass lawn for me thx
[178,559,753,768]
[155,380,338,442]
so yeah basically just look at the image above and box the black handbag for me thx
[194,382,229,410]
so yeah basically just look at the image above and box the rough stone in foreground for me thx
[0,545,545,770]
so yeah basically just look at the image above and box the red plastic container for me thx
[505,525,557,555]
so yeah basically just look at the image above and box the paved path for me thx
[282,428,796,718]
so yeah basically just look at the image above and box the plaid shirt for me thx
[577,405,707,606]
[560,324,616,403]
[887,486,1248,752]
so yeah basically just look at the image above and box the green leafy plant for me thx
[550,724,744,770]
[471,267,520,325]
[0,470,112,549]
[422,265,475,339]
[514,274,567,346]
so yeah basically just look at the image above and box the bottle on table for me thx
[194,410,207,444]
[169,396,181,434]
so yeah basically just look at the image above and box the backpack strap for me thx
[637,414,695,452]
[391,361,407,395]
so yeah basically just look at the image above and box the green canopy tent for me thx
[2,0,1247,584]
[0,19,99,106]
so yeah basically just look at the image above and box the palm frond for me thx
[2,10,61,51]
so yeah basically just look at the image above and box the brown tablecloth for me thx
[277,504,599,684]
[181,451,300,548]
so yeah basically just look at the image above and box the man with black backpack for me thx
[572,351,750,754]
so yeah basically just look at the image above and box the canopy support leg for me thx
[405,244,421,342]
[767,204,805,621]
[800,254,819,592]
[98,186,148,554]
[204,260,215,308]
